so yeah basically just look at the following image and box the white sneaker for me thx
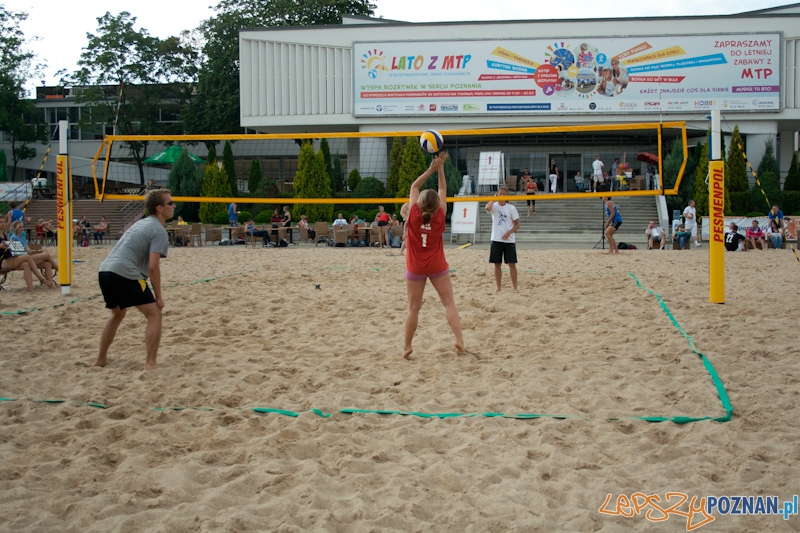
[694,241,701,247]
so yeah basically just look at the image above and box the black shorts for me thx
[526,193,536,206]
[608,221,622,230]
[489,241,517,264]
[377,220,389,226]
[98,271,155,310]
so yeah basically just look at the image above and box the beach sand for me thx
[1,244,799,531]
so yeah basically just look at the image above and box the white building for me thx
[239,4,800,186]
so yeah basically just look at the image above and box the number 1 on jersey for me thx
[421,233,427,247]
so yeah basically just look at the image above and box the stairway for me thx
[474,194,658,247]
[22,199,144,241]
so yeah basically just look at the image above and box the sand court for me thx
[1,245,799,531]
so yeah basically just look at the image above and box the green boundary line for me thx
[0,270,733,424]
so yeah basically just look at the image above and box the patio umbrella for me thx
[0,149,7,181]
[636,152,659,165]
[143,145,205,165]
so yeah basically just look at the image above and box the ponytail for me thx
[418,189,440,225]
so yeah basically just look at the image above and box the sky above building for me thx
[3,0,792,94]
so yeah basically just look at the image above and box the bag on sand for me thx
[618,242,629,249]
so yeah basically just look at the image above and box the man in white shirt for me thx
[332,213,347,227]
[645,220,664,250]
[682,200,701,247]
[591,155,604,193]
[486,187,520,292]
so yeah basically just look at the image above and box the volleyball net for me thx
[90,121,688,206]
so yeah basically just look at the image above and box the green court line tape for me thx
[628,273,733,423]
[154,406,215,412]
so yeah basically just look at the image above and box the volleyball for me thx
[419,130,444,153]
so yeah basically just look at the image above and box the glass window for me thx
[262,159,281,182]
[282,158,298,182]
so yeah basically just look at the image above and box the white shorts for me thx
[684,220,697,236]
[593,173,602,183]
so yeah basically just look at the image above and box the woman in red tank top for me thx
[403,152,465,359]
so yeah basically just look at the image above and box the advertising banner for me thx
[354,34,780,116]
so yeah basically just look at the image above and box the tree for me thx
[663,137,695,220]
[726,125,748,191]
[65,12,197,184]
[186,0,375,135]
[725,125,750,214]
[396,136,428,200]
[198,164,233,222]
[331,154,344,194]
[782,152,800,214]
[348,169,362,192]
[248,157,263,195]
[756,138,779,178]
[353,176,385,199]
[167,149,201,220]
[423,154,462,197]
[0,6,47,180]
[692,142,709,217]
[207,144,217,167]
[0,76,47,179]
[387,137,404,196]
[750,171,781,214]
[292,141,333,223]
[785,153,800,191]
[320,138,334,191]
[222,140,237,196]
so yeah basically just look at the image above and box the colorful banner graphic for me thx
[353,34,780,116]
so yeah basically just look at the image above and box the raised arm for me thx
[409,152,447,206]
[437,153,449,213]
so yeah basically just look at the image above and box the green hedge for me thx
[255,210,274,224]
[211,209,253,225]
[782,190,800,216]
[728,192,750,216]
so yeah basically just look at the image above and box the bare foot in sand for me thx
[455,341,466,353]
[93,357,107,368]
[403,347,413,359]
[144,362,157,370]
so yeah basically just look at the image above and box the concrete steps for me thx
[471,195,658,247]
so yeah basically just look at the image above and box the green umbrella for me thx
[142,145,205,165]
[0,149,7,181]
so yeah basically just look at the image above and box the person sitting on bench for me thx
[745,220,767,250]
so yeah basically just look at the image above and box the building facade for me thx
[239,5,800,185]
